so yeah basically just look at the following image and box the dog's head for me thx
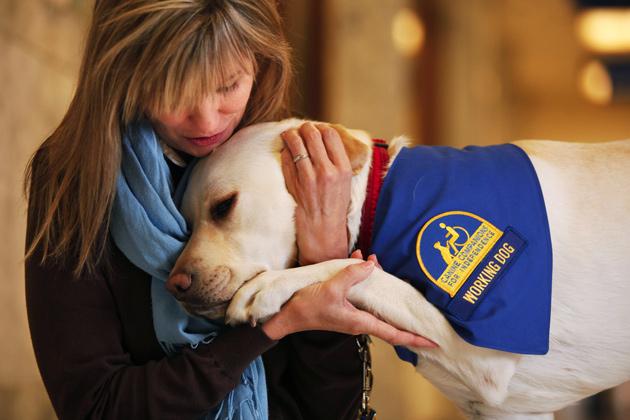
[166,119,372,319]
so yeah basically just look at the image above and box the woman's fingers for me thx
[281,127,309,159]
[367,253,382,270]
[283,122,351,181]
[352,309,438,348]
[280,148,297,195]
[348,250,382,270]
[281,129,316,190]
[299,122,330,169]
[314,123,351,171]
[350,249,363,259]
[329,261,374,293]
[326,262,437,348]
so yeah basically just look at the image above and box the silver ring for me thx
[292,153,310,164]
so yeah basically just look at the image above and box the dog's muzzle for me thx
[166,266,235,319]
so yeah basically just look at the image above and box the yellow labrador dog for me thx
[167,119,630,420]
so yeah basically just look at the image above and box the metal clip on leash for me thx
[357,334,376,420]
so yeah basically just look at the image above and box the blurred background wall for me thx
[1,0,629,419]
[1,0,89,418]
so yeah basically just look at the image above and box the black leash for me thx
[357,335,376,420]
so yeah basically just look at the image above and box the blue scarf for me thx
[110,120,268,419]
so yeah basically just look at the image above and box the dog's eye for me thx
[211,193,237,221]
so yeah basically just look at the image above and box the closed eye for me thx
[211,193,238,221]
[217,81,239,94]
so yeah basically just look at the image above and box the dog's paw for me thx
[226,271,289,326]
[246,285,287,326]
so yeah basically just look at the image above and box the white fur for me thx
[176,120,630,419]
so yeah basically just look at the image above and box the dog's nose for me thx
[166,272,192,296]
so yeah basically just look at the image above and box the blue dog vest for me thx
[369,144,552,365]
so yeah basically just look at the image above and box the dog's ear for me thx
[330,124,372,175]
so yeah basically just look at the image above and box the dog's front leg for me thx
[227,258,466,347]
[227,258,458,349]
[225,259,362,326]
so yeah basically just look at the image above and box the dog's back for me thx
[497,140,630,413]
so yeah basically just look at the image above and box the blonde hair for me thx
[24,0,292,277]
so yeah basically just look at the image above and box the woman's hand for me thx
[276,123,434,347]
[261,254,437,349]
[281,122,352,265]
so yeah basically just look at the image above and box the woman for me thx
[24,1,429,419]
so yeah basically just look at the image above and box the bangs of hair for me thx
[123,5,258,122]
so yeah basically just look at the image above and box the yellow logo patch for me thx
[415,211,502,297]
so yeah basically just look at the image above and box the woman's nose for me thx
[188,97,222,133]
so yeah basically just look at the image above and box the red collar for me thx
[357,139,389,257]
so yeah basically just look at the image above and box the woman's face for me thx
[150,61,254,158]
